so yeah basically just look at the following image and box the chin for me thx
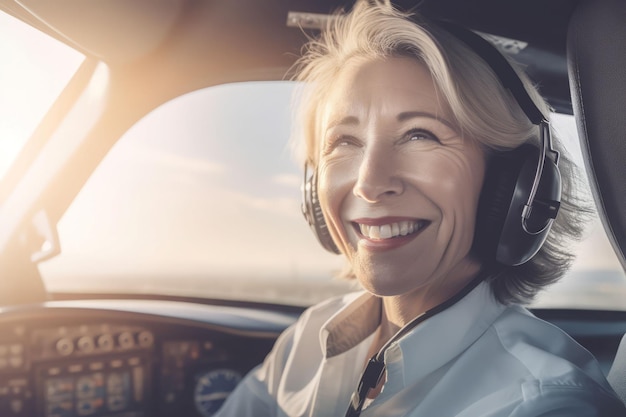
[356,274,421,298]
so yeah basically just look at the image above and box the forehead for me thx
[321,56,450,127]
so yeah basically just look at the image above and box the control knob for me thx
[137,331,154,348]
[77,336,95,353]
[97,334,114,351]
[118,332,135,349]
[56,338,74,356]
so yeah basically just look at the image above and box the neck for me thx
[379,262,483,341]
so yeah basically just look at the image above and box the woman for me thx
[216,1,625,416]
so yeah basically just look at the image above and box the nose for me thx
[353,145,404,202]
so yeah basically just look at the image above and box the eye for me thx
[323,135,360,155]
[404,128,440,143]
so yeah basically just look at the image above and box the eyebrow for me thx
[397,111,455,130]
[325,115,359,131]
[326,111,455,131]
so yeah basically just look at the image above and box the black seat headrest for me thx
[567,0,626,270]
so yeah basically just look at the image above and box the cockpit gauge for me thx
[193,368,242,417]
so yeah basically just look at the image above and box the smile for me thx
[354,220,429,240]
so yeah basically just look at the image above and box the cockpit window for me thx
[0,11,84,180]
[38,82,626,309]
[39,82,352,305]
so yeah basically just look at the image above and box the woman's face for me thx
[317,57,486,302]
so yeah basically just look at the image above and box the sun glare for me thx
[0,11,84,180]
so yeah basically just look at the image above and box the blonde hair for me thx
[292,0,592,304]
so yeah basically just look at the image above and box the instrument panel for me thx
[0,300,294,417]
[0,299,621,416]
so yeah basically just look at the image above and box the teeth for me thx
[358,221,425,240]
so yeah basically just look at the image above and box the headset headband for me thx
[435,20,545,125]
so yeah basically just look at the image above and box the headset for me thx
[301,20,562,267]
[301,163,340,254]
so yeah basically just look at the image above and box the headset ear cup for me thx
[474,144,560,266]
[303,170,340,254]
[473,150,522,263]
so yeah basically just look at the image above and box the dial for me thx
[97,334,114,351]
[77,336,95,353]
[56,338,74,356]
[193,369,242,417]
[118,332,135,349]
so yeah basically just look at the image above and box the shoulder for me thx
[489,305,625,415]
[490,305,599,379]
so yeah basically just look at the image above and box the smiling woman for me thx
[0,11,83,179]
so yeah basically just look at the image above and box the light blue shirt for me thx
[216,282,625,416]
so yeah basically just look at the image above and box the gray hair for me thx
[291,0,592,304]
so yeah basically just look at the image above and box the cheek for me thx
[445,157,484,215]
[414,148,486,237]
[317,160,357,247]
[448,152,485,245]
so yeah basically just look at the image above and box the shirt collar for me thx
[320,282,505,367]
[321,291,381,358]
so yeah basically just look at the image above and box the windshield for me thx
[39,82,353,305]
[37,81,626,309]
[0,11,84,180]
